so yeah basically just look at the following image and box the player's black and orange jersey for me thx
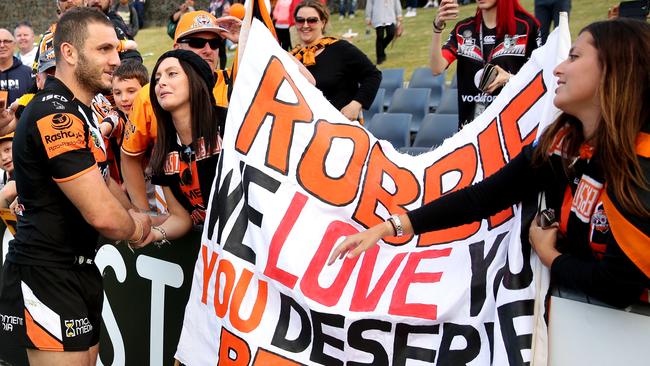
[7,76,108,268]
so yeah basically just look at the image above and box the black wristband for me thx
[387,217,398,236]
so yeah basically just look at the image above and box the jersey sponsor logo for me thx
[64,317,93,338]
[37,113,86,159]
[483,35,496,45]
[492,34,527,59]
[571,175,603,223]
[51,113,74,130]
[461,93,496,103]
[456,31,484,62]
[0,79,22,91]
[1,313,24,332]
[41,94,69,103]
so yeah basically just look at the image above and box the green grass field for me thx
[136,0,620,81]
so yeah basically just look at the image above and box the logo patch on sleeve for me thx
[37,113,86,159]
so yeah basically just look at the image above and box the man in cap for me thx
[120,10,239,211]
[0,8,153,365]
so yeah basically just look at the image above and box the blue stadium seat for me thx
[408,67,445,110]
[435,88,458,115]
[363,88,385,124]
[379,68,404,108]
[412,113,459,148]
[367,113,412,149]
[398,146,432,156]
[449,71,458,89]
[387,88,431,133]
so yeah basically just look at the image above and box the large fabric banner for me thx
[176,19,570,366]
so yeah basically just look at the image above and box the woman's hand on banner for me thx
[529,215,561,267]
[327,221,393,265]
[341,100,362,121]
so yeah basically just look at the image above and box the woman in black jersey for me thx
[431,0,540,128]
[330,19,650,309]
[290,0,381,123]
[147,50,226,242]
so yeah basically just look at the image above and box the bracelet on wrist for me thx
[151,226,171,248]
[388,214,404,237]
[433,19,446,33]
[386,218,398,236]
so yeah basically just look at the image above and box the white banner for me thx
[176,18,570,366]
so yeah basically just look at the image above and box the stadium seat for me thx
[449,71,458,89]
[363,88,385,124]
[398,146,432,156]
[367,113,412,149]
[435,88,458,115]
[408,67,445,110]
[379,68,404,108]
[387,88,431,133]
[412,113,459,148]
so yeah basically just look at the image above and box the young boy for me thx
[111,59,148,116]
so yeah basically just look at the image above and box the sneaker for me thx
[348,13,355,18]
[405,9,416,17]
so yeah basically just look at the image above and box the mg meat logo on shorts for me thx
[64,317,93,338]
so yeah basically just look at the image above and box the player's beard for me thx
[75,52,112,96]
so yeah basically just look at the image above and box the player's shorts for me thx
[0,261,103,351]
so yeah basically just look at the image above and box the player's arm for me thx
[57,168,150,242]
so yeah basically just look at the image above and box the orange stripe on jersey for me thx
[603,192,650,278]
[24,309,63,351]
[637,132,650,158]
[37,113,86,159]
[52,164,97,183]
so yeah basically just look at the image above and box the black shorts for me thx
[0,262,103,352]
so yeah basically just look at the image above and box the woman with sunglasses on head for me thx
[431,0,540,129]
[146,49,227,242]
[331,19,650,309]
[291,0,381,123]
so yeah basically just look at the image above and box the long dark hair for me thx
[534,19,650,217]
[149,55,220,175]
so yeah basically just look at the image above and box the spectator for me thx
[112,59,148,116]
[405,0,417,17]
[0,132,16,207]
[291,0,381,122]
[13,21,36,67]
[112,0,140,36]
[121,10,238,212]
[273,0,300,51]
[148,50,227,236]
[430,0,540,128]
[168,0,196,39]
[331,19,650,310]
[0,9,153,365]
[365,0,402,64]
[134,0,146,28]
[339,0,356,19]
[209,0,230,17]
[535,0,571,45]
[0,29,32,106]
[88,0,142,62]
[0,132,13,191]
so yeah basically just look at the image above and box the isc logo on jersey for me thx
[37,113,86,159]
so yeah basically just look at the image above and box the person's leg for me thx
[375,26,386,64]
[383,23,396,49]
[552,0,571,29]
[27,349,91,366]
[349,0,357,17]
[535,2,552,44]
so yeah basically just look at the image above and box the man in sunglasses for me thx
[121,10,240,213]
